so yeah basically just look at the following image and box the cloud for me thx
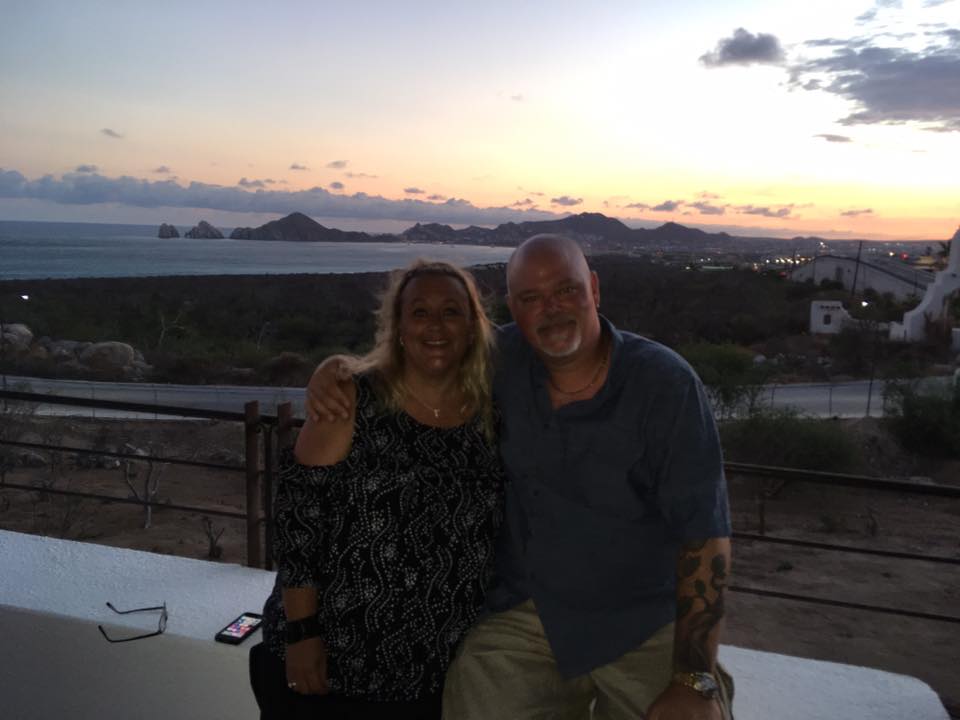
[404,187,425,195]
[0,167,560,226]
[814,133,853,142]
[697,191,722,200]
[329,181,345,191]
[624,202,651,210]
[75,164,99,173]
[326,160,347,169]
[689,201,726,215]
[735,204,794,218]
[700,28,785,67]
[510,94,524,102]
[152,166,172,174]
[513,198,534,207]
[652,200,682,211]
[551,196,583,206]
[290,163,309,171]
[238,177,268,189]
[841,208,874,216]
[345,171,378,179]
[427,194,446,201]
[100,128,123,139]
[788,31,960,132]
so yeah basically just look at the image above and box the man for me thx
[308,234,732,720]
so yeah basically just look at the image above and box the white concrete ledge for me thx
[0,530,948,720]
[0,529,275,720]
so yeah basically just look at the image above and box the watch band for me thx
[672,671,721,700]
[284,615,322,644]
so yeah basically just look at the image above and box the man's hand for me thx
[285,636,330,695]
[305,355,353,423]
[647,683,723,720]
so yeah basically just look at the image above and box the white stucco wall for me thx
[810,300,854,334]
[0,529,275,720]
[792,256,932,301]
[0,530,949,720]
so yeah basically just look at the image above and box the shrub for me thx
[679,342,768,419]
[720,408,861,472]
[883,379,960,457]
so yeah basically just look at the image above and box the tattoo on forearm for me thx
[675,541,728,673]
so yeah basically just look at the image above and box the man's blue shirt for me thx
[489,317,731,677]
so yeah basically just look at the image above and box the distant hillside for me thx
[232,210,747,251]
[230,211,376,242]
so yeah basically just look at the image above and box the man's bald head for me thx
[505,233,601,361]
[506,234,590,294]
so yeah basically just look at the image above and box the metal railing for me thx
[0,388,297,569]
[726,462,960,625]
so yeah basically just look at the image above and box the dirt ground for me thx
[1,415,958,714]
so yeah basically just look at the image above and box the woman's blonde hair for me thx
[350,259,497,441]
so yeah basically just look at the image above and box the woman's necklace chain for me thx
[548,340,609,396]
[405,385,467,419]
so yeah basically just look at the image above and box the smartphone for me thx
[215,612,263,644]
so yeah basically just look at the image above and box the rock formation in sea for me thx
[184,221,224,239]
[158,223,180,238]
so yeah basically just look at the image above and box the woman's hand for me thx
[305,356,354,423]
[285,636,330,695]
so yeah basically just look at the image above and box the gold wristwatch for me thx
[672,671,720,700]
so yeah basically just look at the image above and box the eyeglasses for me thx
[98,601,168,643]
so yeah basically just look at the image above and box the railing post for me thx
[756,483,767,536]
[262,417,274,572]
[244,401,262,568]
[277,402,294,450]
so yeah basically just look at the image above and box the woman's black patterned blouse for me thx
[261,373,504,701]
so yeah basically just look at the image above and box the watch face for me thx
[674,672,720,699]
[694,676,720,699]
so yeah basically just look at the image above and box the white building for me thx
[810,300,855,334]
[791,255,933,301]
[890,227,960,342]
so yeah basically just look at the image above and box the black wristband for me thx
[284,615,322,644]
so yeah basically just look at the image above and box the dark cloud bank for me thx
[0,169,559,226]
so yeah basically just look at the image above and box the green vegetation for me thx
[678,342,769,419]
[883,379,960,458]
[720,408,862,472]
[0,255,952,386]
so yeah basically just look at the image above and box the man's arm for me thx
[305,355,355,423]
[674,536,729,674]
[648,536,731,720]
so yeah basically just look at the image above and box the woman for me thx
[250,260,504,720]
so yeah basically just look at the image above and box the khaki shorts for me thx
[443,599,675,720]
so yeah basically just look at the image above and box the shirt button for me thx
[532,489,540,498]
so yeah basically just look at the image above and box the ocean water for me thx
[0,220,514,280]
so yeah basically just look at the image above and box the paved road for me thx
[1,374,952,420]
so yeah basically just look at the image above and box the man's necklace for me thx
[548,343,609,397]
[405,386,467,419]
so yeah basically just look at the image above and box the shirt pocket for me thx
[571,426,654,522]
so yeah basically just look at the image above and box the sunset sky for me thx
[1,0,957,240]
